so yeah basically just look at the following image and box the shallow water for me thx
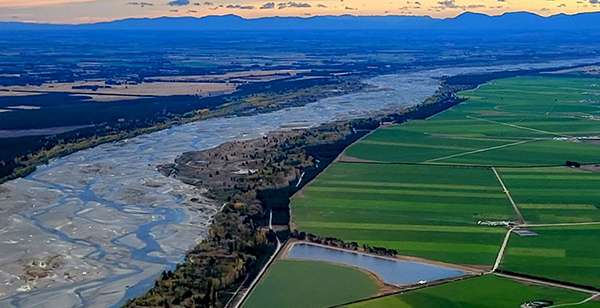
[0,57,598,308]
[287,243,465,285]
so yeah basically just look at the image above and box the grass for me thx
[285,76,600,305]
[501,225,600,289]
[342,276,597,308]
[497,167,600,224]
[292,163,514,265]
[343,76,600,166]
[243,260,379,308]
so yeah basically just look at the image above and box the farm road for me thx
[492,167,525,224]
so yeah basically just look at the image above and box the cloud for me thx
[287,2,311,8]
[260,2,275,9]
[277,1,312,9]
[226,4,256,9]
[437,0,459,9]
[167,0,190,6]
[432,0,484,10]
[126,2,153,7]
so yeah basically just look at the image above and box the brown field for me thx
[0,80,237,101]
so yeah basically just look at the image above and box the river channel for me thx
[0,58,597,308]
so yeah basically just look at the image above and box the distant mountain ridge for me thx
[2,12,600,31]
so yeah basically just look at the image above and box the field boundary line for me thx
[425,139,535,163]
[549,294,600,308]
[494,272,600,295]
[337,160,600,169]
[492,227,515,272]
[523,222,600,228]
[466,115,574,138]
[325,274,482,308]
[492,167,525,224]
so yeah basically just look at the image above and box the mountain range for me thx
[1,12,600,31]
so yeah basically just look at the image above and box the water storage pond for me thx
[285,243,466,285]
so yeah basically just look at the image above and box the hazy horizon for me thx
[0,0,599,24]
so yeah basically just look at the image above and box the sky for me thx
[0,0,599,24]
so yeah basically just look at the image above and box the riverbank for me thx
[2,60,596,308]
[0,77,370,185]
[0,70,442,308]
[123,81,474,307]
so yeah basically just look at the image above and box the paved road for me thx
[231,237,282,308]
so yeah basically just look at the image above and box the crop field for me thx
[342,276,598,308]
[291,76,600,288]
[344,77,600,166]
[497,167,600,223]
[243,260,379,308]
[293,163,513,265]
[502,225,600,289]
[282,76,600,308]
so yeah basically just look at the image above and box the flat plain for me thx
[344,77,600,166]
[497,167,600,224]
[289,76,600,306]
[293,163,512,265]
[342,276,599,308]
[243,260,380,308]
[502,224,600,289]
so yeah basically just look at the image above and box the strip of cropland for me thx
[340,276,600,308]
[242,260,380,308]
[287,75,600,305]
[293,163,514,265]
[501,224,600,289]
[344,78,600,166]
[497,167,600,224]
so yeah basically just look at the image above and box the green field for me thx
[502,225,600,289]
[243,260,379,308]
[293,163,513,265]
[292,76,600,281]
[344,77,600,166]
[497,167,600,223]
[281,76,600,307]
[342,276,598,308]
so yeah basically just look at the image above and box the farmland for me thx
[497,167,600,224]
[344,77,600,166]
[293,77,600,265]
[283,76,600,308]
[293,163,512,265]
[243,260,379,308]
[343,276,599,308]
[502,225,600,289]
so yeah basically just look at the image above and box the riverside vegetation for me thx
[123,79,470,307]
